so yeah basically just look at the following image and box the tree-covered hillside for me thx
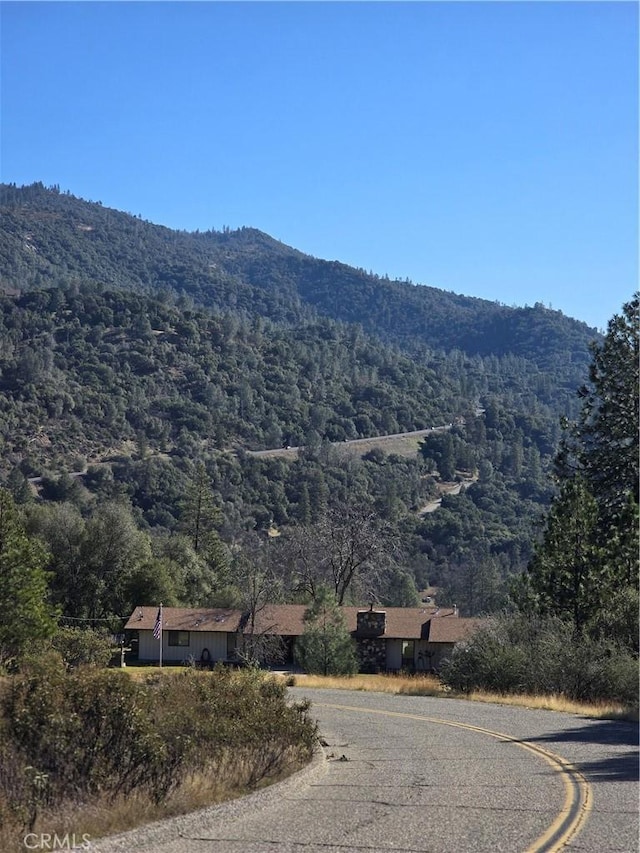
[1,182,597,372]
[0,284,467,465]
[0,182,617,621]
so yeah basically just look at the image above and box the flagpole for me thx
[159,603,163,669]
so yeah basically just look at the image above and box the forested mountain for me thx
[0,182,612,619]
[0,284,468,460]
[1,182,596,368]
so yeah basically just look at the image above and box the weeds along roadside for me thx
[0,657,317,853]
[286,672,638,721]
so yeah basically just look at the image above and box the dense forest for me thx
[0,182,632,633]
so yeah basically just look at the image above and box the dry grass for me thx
[121,664,192,681]
[246,428,435,461]
[463,688,637,720]
[0,747,308,853]
[331,432,429,459]
[124,668,637,720]
[288,672,638,721]
[290,672,443,696]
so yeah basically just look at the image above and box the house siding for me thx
[138,630,230,664]
[126,606,479,671]
[383,639,454,673]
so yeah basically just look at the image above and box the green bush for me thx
[48,626,114,669]
[294,588,359,676]
[439,613,639,706]
[552,638,639,706]
[295,623,359,676]
[5,660,169,805]
[0,659,317,831]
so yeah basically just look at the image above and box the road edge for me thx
[89,744,327,852]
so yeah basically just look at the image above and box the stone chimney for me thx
[356,607,386,638]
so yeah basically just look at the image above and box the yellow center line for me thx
[315,702,592,853]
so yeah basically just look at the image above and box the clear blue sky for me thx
[1,1,637,330]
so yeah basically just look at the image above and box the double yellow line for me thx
[316,702,592,853]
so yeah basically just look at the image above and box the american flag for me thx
[153,607,162,640]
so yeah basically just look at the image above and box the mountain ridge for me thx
[0,182,598,368]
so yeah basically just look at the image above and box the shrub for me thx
[0,659,317,834]
[438,623,526,694]
[48,626,114,669]
[439,612,639,706]
[552,638,639,706]
[4,659,169,805]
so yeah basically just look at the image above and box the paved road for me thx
[92,688,639,853]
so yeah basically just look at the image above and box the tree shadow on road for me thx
[574,750,639,782]
[524,718,639,782]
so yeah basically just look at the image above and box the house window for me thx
[168,631,190,647]
[401,640,414,667]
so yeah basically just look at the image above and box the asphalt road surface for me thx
[92,688,639,853]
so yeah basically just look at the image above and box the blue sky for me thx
[1,1,637,330]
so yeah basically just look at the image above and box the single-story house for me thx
[124,604,481,673]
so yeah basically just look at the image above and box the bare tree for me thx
[232,532,285,666]
[282,503,398,605]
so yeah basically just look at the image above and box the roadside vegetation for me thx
[438,612,638,707]
[289,672,637,721]
[0,659,316,853]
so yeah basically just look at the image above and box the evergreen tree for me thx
[526,296,639,640]
[527,478,604,632]
[180,463,229,586]
[296,483,312,524]
[559,295,639,519]
[380,565,420,607]
[25,501,85,615]
[420,431,456,480]
[0,489,58,664]
[6,468,32,505]
[180,464,220,554]
[295,587,358,675]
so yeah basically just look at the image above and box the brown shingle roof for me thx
[124,606,243,633]
[350,606,446,640]
[250,605,448,639]
[126,604,470,641]
[427,617,481,643]
[252,604,308,636]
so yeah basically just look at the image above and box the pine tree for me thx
[0,489,58,663]
[180,463,229,586]
[527,478,604,632]
[295,587,358,675]
[527,296,639,639]
[562,295,639,519]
